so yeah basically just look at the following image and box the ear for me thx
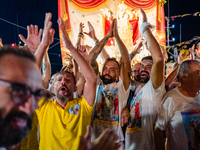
[74,85,77,92]
[180,72,188,82]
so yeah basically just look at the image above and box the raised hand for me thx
[77,45,87,58]
[41,13,55,48]
[112,18,119,38]
[178,51,182,64]
[140,8,148,23]
[19,25,43,51]
[84,22,97,41]
[58,17,75,51]
[34,12,54,70]
[106,19,115,38]
[79,22,85,34]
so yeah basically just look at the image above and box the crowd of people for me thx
[0,8,200,150]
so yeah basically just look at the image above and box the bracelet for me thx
[78,33,84,38]
[95,40,99,45]
[79,32,83,36]
[140,22,155,35]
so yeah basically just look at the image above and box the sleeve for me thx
[156,96,174,131]
[81,96,94,112]
[20,112,39,150]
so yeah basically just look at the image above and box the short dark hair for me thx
[141,56,153,62]
[104,57,120,69]
[54,70,76,85]
[0,46,35,62]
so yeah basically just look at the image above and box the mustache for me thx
[102,74,112,78]
[59,84,69,90]
[140,71,149,76]
[4,111,31,123]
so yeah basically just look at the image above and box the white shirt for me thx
[125,78,166,150]
[156,87,200,150]
[92,76,130,143]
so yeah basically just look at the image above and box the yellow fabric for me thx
[20,112,39,150]
[180,49,189,59]
[21,97,93,150]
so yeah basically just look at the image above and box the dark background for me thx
[0,0,200,74]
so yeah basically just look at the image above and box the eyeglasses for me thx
[0,78,50,109]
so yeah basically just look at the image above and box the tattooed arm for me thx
[87,36,109,73]
[84,21,109,62]
[87,20,114,72]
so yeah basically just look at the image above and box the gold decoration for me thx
[61,0,68,21]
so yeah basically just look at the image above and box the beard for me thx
[0,110,32,148]
[55,85,73,102]
[140,71,150,83]
[135,74,140,82]
[101,74,116,85]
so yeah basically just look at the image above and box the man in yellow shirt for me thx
[21,16,97,150]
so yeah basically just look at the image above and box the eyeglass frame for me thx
[0,78,49,107]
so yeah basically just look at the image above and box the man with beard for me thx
[0,47,46,149]
[21,16,121,150]
[121,9,166,149]
[86,18,131,149]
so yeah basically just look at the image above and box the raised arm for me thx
[58,17,97,106]
[34,13,55,69]
[85,21,109,62]
[140,9,164,89]
[76,22,85,46]
[19,13,54,69]
[42,52,51,89]
[165,64,178,90]
[129,41,142,60]
[113,19,131,90]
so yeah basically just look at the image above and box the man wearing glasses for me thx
[0,47,48,149]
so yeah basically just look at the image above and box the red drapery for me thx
[123,0,155,10]
[70,0,155,10]
[70,0,107,9]
[129,18,141,46]
[58,0,72,66]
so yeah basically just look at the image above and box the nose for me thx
[60,78,66,85]
[17,96,35,115]
[104,68,110,74]
[141,65,147,71]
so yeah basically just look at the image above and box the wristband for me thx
[140,22,155,35]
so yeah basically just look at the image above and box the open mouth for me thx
[141,72,148,78]
[10,117,27,129]
[60,86,68,92]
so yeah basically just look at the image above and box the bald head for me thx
[132,62,141,81]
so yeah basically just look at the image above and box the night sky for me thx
[0,0,200,74]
